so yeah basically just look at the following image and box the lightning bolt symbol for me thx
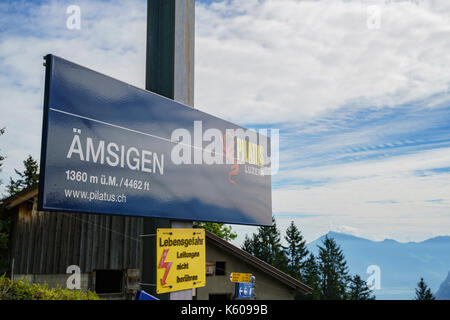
[158,248,172,286]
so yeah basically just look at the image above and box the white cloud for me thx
[195,0,450,123]
[271,146,450,242]
[1,0,449,243]
[0,0,147,193]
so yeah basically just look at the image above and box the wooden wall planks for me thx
[11,199,143,275]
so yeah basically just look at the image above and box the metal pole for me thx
[141,0,195,301]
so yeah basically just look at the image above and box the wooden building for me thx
[200,231,312,300]
[0,185,311,300]
[1,185,143,299]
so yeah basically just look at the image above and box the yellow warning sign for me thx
[156,228,206,294]
[230,272,253,283]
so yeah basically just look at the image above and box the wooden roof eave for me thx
[205,231,313,295]
[1,185,38,211]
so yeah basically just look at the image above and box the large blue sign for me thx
[38,55,272,226]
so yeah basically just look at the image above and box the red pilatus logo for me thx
[222,132,239,185]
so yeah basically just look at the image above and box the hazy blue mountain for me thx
[307,232,450,300]
[436,270,450,300]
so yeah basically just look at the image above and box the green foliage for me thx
[242,234,256,254]
[194,222,237,242]
[284,221,309,281]
[317,236,350,300]
[7,155,39,196]
[0,274,101,300]
[299,253,321,300]
[241,217,288,272]
[414,277,435,300]
[348,274,375,300]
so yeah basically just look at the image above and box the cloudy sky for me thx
[0,0,449,245]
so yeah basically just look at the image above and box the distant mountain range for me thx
[436,270,450,300]
[307,232,450,300]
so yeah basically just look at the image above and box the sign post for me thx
[142,0,195,300]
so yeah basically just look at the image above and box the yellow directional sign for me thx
[156,228,206,294]
[230,272,253,283]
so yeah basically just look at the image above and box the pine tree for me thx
[242,234,256,255]
[317,236,350,300]
[414,278,435,300]
[348,274,375,300]
[241,216,288,272]
[7,155,39,196]
[284,221,309,280]
[300,253,321,300]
